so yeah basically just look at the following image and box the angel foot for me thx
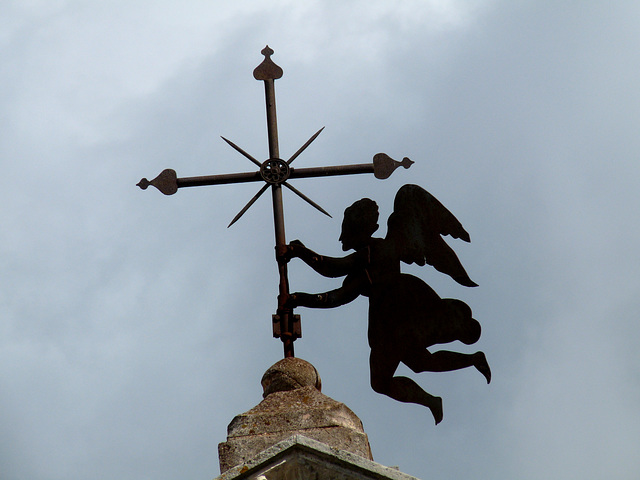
[428,396,443,425]
[473,352,491,384]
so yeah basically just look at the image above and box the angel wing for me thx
[386,184,478,287]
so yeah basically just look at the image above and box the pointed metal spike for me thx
[287,127,325,165]
[283,182,332,218]
[221,136,262,167]
[228,183,270,228]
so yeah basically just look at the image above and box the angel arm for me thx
[283,240,367,278]
[288,272,363,309]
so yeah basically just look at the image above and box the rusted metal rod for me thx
[138,163,381,196]
[254,46,296,358]
[178,171,262,188]
[289,164,374,179]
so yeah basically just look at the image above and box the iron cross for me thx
[137,46,413,358]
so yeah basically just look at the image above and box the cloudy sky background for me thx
[2,1,639,479]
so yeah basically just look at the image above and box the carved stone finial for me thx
[261,357,321,397]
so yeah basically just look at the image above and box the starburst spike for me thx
[287,127,325,165]
[283,182,332,218]
[221,136,262,167]
[228,183,270,228]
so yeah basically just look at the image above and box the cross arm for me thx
[290,153,413,180]
[137,169,262,195]
[136,153,414,195]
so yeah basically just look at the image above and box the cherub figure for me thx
[283,184,490,424]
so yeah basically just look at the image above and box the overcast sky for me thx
[2,1,639,479]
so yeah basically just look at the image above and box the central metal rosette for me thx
[260,158,290,184]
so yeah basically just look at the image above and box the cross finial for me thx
[138,47,412,359]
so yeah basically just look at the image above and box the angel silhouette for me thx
[282,184,490,424]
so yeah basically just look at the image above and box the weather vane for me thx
[139,47,490,424]
[138,46,413,359]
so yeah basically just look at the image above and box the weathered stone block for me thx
[217,435,419,480]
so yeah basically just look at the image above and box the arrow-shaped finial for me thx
[372,153,414,179]
[137,168,178,195]
[253,45,283,81]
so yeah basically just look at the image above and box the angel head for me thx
[339,198,379,251]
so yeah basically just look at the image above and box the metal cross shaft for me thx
[137,46,413,359]
[254,46,296,359]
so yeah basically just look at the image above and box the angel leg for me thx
[403,349,491,384]
[369,348,443,425]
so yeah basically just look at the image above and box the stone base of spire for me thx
[217,435,418,480]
